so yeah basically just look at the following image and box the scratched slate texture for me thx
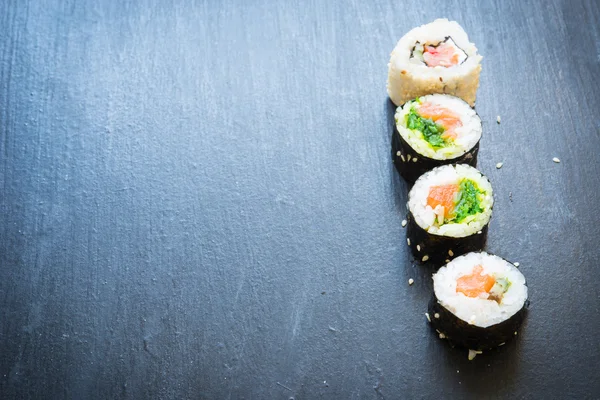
[1,0,599,398]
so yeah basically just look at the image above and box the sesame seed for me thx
[422,255,429,262]
[496,162,503,169]
[499,342,506,346]
[413,158,417,162]
[407,238,411,246]
[425,313,431,322]
[416,245,421,252]
[477,231,482,234]
[401,154,405,162]
[448,250,454,256]
[439,333,446,339]
[407,154,411,162]
[396,151,401,157]
[513,262,520,267]
[445,259,451,263]
[496,115,501,124]
[514,331,518,335]
[434,313,440,319]
[408,278,414,285]
[468,349,482,361]
[401,219,407,227]
[553,157,560,163]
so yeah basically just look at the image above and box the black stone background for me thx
[1,0,599,398]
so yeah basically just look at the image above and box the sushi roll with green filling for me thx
[407,164,492,265]
[392,94,481,183]
[428,252,528,356]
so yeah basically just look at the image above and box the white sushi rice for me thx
[395,94,481,160]
[387,19,482,107]
[433,252,528,328]
[409,164,493,237]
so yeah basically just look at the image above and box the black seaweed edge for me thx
[391,114,480,186]
[427,253,530,351]
[406,210,489,267]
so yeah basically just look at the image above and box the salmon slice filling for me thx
[427,184,458,219]
[426,179,485,226]
[410,37,468,68]
[405,100,463,148]
[456,265,495,298]
[423,42,460,67]
[417,102,463,140]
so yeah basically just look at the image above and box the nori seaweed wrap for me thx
[406,164,493,266]
[392,94,481,185]
[427,252,529,356]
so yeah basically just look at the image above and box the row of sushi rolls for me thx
[387,19,527,360]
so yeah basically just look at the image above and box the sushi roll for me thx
[387,19,482,107]
[392,94,481,183]
[428,252,528,356]
[407,164,493,265]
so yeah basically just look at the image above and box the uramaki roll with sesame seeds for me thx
[428,252,528,355]
[392,94,481,183]
[407,164,492,265]
[387,19,482,107]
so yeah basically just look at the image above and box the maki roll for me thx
[387,19,482,107]
[407,164,493,265]
[392,94,481,183]
[428,252,528,357]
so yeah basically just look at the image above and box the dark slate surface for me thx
[1,0,599,398]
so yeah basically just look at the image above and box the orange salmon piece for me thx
[418,102,463,139]
[418,102,460,120]
[427,184,459,218]
[456,265,496,298]
[437,117,461,139]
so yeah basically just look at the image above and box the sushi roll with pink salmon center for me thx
[429,252,528,357]
[388,19,482,107]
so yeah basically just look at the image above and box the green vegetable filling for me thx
[489,277,511,303]
[494,277,511,293]
[405,106,447,148]
[452,179,485,223]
